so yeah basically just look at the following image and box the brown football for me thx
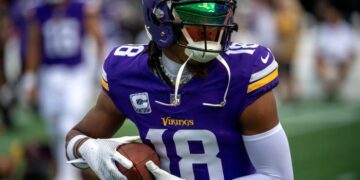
[116,143,160,180]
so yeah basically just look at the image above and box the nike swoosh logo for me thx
[261,52,270,64]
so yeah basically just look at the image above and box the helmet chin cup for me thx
[185,41,221,63]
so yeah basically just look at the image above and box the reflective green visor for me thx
[174,2,229,24]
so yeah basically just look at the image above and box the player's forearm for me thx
[234,123,294,180]
[92,25,104,61]
[66,130,90,159]
[25,20,41,73]
[65,109,109,158]
[66,92,126,144]
[25,53,40,73]
[23,21,40,102]
[66,129,87,145]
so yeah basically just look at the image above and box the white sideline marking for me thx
[336,172,359,180]
[280,105,360,137]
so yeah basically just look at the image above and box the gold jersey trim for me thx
[247,69,278,93]
[101,78,109,91]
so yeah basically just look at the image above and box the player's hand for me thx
[22,72,38,105]
[78,136,140,180]
[146,160,185,180]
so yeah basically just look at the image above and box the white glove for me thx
[78,136,140,180]
[146,160,185,180]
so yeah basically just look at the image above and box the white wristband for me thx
[66,135,89,169]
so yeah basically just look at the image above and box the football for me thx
[116,143,160,180]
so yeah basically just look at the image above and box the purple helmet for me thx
[143,0,238,62]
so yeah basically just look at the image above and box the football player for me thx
[315,1,356,101]
[66,0,293,179]
[0,0,13,130]
[23,0,104,179]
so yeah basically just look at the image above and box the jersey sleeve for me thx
[101,44,147,93]
[245,46,279,106]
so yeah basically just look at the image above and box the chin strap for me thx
[202,55,230,108]
[155,53,193,107]
[155,54,231,108]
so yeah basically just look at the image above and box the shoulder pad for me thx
[248,46,278,89]
[245,45,279,104]
[101,44,147,91]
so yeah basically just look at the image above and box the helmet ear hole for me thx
[143,0,177,48]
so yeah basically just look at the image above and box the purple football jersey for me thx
[34,1,85,66]
[102,43,279,180]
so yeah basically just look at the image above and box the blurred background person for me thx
[0,0,14,132]
[246,0,278,50]
[232,0,278,50]
[101,0,143,50]
[273,0,302,103]
[100,0,132,51]
[1,0,42,132]
[8,0,41,76]
[0,2,23,180]
[22,0,104,179]
[314,0,357,101]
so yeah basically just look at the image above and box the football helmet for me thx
[143,0,238,63]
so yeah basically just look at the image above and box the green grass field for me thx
[1,100,360,180]
[280,101,360,180]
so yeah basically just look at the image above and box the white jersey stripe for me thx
[226,49,256,55]
[249,60,278,83]
[102,65,108,82]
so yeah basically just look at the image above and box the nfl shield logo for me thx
[130,92,151,114]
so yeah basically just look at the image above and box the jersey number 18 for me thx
[146,129,224,180]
